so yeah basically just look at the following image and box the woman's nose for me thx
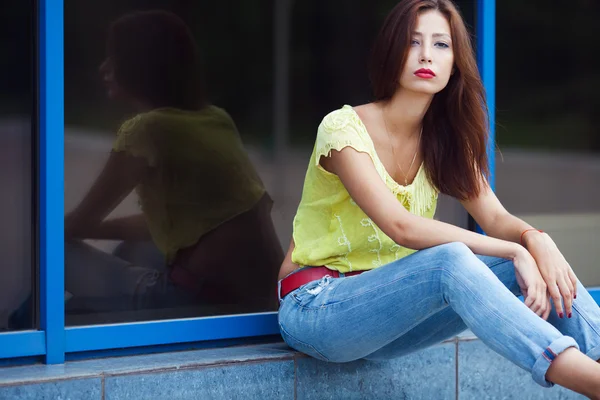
[419,45,432,64]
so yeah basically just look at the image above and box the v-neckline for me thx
[345,105,423,190]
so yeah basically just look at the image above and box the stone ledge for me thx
[0,336,587,399]
[0,343,294,386]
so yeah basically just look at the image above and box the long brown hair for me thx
[107,10,206,110]
[369,0,489,200]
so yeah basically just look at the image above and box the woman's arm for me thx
[65,151,148,239]
[322,147,554,317]
[322,148,523,259]
[278,239,298,280]
[461,177,577,319]
[322,147,551,318]
[80,214,152,241]
[458,179,534,243]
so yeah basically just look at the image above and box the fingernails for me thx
[574,294,577,299]
[568,313,572,318]
[559,313,564,318]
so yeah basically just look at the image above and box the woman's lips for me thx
[414,68,435,79]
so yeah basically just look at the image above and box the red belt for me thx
[278,266,364,300]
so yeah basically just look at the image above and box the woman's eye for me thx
[411,39,420,46]
[435,42,450,49]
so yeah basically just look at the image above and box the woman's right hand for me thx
[512,246,551,320]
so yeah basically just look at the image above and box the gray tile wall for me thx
[0,339,587,399]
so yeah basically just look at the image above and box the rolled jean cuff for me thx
[532,336,579,388]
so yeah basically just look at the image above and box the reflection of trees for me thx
[496,0,600,151]
[63,1,277,140]
[293,0,475,121]
[61,0,471,146]
[3,0,599,151]
[1,0,34,114]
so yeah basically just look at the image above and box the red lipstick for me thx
[414,68,436,79]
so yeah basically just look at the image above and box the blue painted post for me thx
[477,0,496,190]
[39,0,65,364]
[473,0,496,234]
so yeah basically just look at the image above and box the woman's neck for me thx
[383,89,433,138]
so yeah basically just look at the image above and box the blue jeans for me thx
[277,242,600,388]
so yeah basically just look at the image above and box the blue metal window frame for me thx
[477,0,496,191]
[39,0,66,365]
[0,0,598,363]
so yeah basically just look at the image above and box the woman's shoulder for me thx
[318,104,361,132]
[313,104,374,162]
[117,112,153,137]
[127,105,236,131]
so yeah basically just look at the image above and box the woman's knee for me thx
[435,242,474,263]
[436,242,487,276]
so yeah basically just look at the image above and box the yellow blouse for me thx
[291,105,439,273]
[113,105,266,262]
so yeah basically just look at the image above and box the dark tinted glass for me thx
[496,0,600,286]
[63,1,475,325]
[0,0,36,332]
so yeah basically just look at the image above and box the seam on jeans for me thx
[294,261,513,311]
[572,302,600,338]
[294,267,444,310]
[443,267,544,356]
[291,257,513,310]
[485,257,512,268]
[487,259,522,296]
[278,322,330,361]
[586,343,600,361]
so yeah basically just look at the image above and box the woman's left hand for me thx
[524,232,578,319]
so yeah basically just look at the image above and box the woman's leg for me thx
[278,242,599,389]
[363,255,520,359]
[365,256,600,364]
[65,239,161,312]
[112,240,167,272]
[546,279,600,360]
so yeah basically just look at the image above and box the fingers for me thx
[537,287,549,318]
[558,278,573,318]
[542,296,552,320]
[524,293,542,317]
[547,284,564,318]
[568,269,578,299]
[525,285,549,319]
[524,292,534,308]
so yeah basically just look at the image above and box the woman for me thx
[65,10,282,317]
[277,1,600,397]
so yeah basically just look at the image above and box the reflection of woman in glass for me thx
[65,10,282,316]
[277,0,600,396]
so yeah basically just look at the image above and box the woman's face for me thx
[99,56,124,100]
[398,9,455,95]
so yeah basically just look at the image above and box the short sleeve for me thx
[314,107,371,167]
[112,113,158,166]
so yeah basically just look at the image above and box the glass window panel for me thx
[64,1,280,325]
[63,0,476,325]
[496,0,600,286]
[0,0,36,332]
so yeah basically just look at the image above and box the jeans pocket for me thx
[291,276,337,309]
[279,323,330,362]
